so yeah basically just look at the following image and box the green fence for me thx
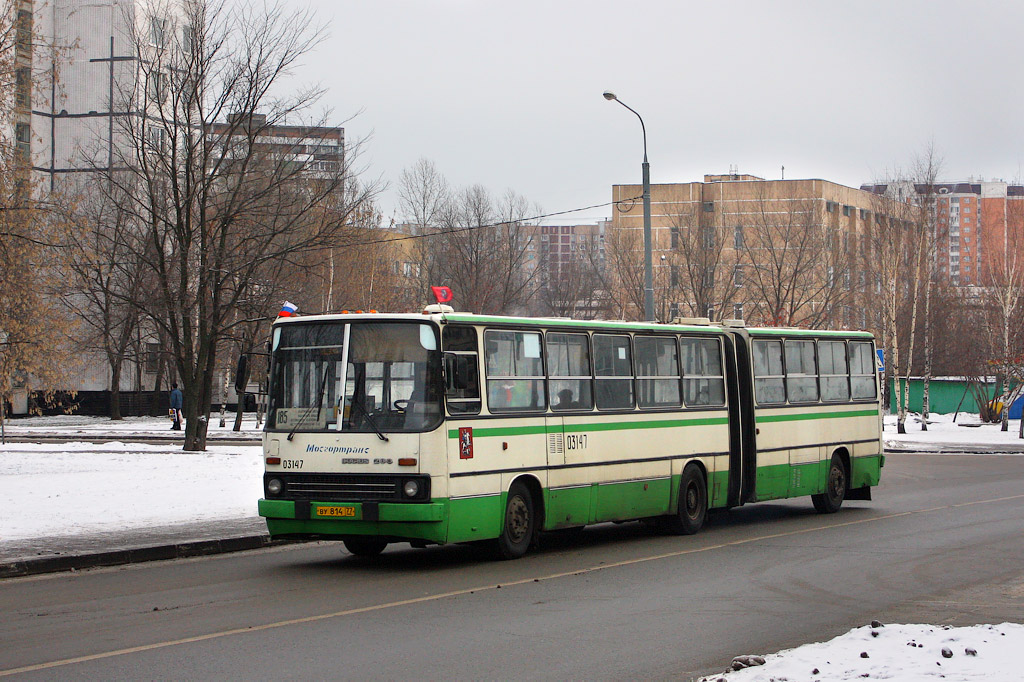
[886,378,993,415]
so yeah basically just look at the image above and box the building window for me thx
[670,265,679,288]
[734,225,743,249]
[148,71,167,103]
[826,201,837,213]
[701,226,715,250]
[733,303,743,319]
[145,343,161,374]
[150,17,168,47]
[734,265,743,287]
[670,226,679,249]
[15,67,30,107]
[843,205,852,217]
[703,201,714,213]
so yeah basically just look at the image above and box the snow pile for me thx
[700,622,1023,681]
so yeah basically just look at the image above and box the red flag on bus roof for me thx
[431,286,454,304]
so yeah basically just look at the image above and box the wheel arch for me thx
[831,446,852,491]
[509,474,545,532]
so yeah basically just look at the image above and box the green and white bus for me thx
[256,306,883,559]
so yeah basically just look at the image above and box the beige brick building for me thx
[609,173,893,328]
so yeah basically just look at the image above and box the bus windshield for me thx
[268,321,442,433]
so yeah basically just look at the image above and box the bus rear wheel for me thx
[494,481,535,560]
[343,537,388,557]
[812,454,847,514]
[661,466,707,535]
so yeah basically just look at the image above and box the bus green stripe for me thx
[756,408,879,423]
[447,415,728,439]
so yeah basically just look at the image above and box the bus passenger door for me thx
[544,415,588,529]
[725,333,757,507]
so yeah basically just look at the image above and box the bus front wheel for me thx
[343,537,388,557]
[661,466,707,535]
[812,454,847,514]
[494,481,535,560]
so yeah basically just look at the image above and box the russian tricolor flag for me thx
[278,301,299,317]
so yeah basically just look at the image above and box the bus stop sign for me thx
[876,348,885,372]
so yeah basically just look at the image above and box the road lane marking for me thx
[4,491,1024,677]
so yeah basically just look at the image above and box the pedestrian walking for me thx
[170,382,183,431]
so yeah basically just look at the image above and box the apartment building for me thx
[860,180,1024,287]
[611,173,889,328]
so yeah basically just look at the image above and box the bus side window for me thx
[681,337,726,406]
[752,339,786,405]
[785,339,819,403]
[819,340,851,402]
[443,326,481,415]
[635,335,681,408]
[547,332,593,411]
[849,341,877,400]
[594,334,634,409]
[484,329,546,412]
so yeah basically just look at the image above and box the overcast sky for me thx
[296,0,1024,224]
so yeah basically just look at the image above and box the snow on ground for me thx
[1,440,263,542]
[884,412,1024,450]
[699,622,1024,682]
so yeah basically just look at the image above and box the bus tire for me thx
[494,481,535,560]
[343,537,388,557]
[812,454,847,514]
[662,465,707,535]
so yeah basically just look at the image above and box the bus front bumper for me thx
[258,498,447,543]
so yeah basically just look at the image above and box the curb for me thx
[0,534,299,580]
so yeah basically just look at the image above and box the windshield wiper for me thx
[287,367,331,441]
[349,399,389,442]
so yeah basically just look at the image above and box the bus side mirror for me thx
[235,355,250,394]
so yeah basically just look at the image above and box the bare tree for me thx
[868,178,927,433]
[741,184,850,328]
[397,157,449,234]
[418,184,539,315]
[537,231,607,319]
[912,145,944,431]
[58,180,149,419]
[596,223,644,320]
[661,200,748,321]
[103,0,379,450]
[980,208,1024,434]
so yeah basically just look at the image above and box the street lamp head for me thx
[602,91,617,101]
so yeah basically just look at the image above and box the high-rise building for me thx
[861,180,1024,287]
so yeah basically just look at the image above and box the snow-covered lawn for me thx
[1,441,263,541]
[884,412,1024,449]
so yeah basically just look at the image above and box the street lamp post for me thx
[604,91,655,322]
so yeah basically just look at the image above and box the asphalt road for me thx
[2,452,1023,680]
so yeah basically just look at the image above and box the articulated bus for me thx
[256,306,883,559]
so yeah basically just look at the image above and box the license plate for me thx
[316,505,356,518]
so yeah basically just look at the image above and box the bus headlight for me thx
[267,478,283,495]
[403,479,421,498]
